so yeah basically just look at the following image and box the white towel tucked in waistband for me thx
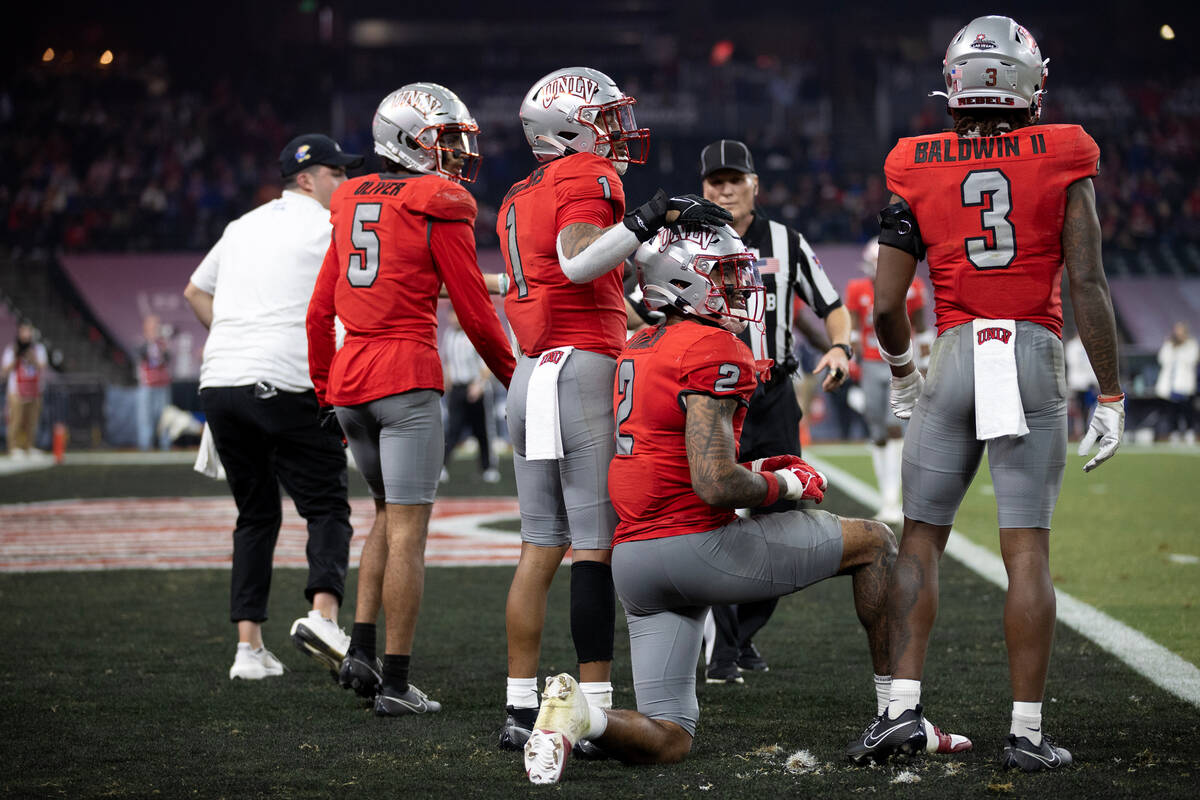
[525,346,574,460]
[973,319,1028,440]
[193,422,226,480]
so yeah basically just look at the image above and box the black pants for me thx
[710,376,803,666]
[201,385,352,623]
[443,382,493,472]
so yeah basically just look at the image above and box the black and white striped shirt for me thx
[738,212,843,374]
[442,325,484,386]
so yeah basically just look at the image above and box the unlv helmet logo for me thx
[392,90,443,117]
[538,75,601,108]
[656,226,720,253]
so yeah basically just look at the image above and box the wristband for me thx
[832,343,853,361]
[1097,392,1125,404]
[496,272,510,296]
[878,341,913,367]
[758,471,780,507]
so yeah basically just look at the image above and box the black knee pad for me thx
[570,560,615,664]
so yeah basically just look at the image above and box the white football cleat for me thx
[229,644,285,680]
[524,674,591,785]
[923,717,972,754]
[289,610,350,672]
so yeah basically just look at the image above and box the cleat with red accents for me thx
[922,717,973,754]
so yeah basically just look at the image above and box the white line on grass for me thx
[805,454,1200,710]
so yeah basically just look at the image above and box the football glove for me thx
[1078,397,1124,472]
[746,454,805,473]
[774,461,827,503]
[889,370,925,420]
[622,190,732,242]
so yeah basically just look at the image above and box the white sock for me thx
[506,677,539,709]
[884,438,904,507]
[870,444,888,495]
[1011,701,1043,746]
[887,678,921,719]
[579,681,613,710]
[586,705,608,739]
[236,642,253,654]
[874,674,891,717]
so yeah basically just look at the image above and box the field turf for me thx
[1,453,1198,798]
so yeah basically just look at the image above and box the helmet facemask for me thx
[694,253,764,333]
[577,98,649,165]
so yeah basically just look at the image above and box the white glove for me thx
[889,370,925,420]
[1078,398,1125,472]
[774,462,828,503]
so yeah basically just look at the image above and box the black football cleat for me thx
[338,649,382,699]
[846,705,926,765]
[1001,734,1072,771]
[499,704,539,751]
[374,684,441,716]
[736,643,769,672]
[705,662,745,685]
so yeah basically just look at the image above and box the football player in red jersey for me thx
[523,226,968,785]
[495,66,732,758]
[307,83,515,716]
[846,17,1124,771]
[844,237,932,524]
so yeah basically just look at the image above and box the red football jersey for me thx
[497,153,628,358]
[885,123,1100,337]
[307,173,515,406]
[844,276,927,362]
[608,320,758,546]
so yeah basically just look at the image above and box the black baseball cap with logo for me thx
[279,134,364,178]
[699,139,755,178]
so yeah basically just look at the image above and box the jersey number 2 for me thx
[961,169,1015,269]
[347,203,382,287]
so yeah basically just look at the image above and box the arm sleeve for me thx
[305,239,340,405]
[883,141,909,200]
[1068,127,1101,181]
[429,220,517,388]
[792,231,843,318]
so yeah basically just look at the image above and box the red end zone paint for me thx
[0,497,523,572]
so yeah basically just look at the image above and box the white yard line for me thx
[805,454,1200,710]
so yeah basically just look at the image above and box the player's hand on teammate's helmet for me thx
[889,370,925,420]
[1078,396,1124,472]
[318,406,346,445]
[623,189,732,242]
[774,460,828,503]
[747,454,806,473]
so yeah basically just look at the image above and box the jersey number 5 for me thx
[961,169,1015,270]
[347,203,382,287]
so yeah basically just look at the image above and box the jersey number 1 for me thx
[961,169,1015,270]
[505,205,530,298]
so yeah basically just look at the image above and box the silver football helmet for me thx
[933,16,1049,120]
[519,67,649,169]
[372,82,482,182]
[634,225,763,334]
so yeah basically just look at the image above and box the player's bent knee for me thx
[647,719,693,764]
[839,518,897,570]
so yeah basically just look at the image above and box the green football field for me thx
[0,451,1198,798]
[806,444,1200,666]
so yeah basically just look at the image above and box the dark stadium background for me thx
[2,0,1196,448]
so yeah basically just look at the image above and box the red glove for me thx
[774,460,827,503]
[743,454,805,473]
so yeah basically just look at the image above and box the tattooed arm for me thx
[1063,178,1122,396]
[684,393,771,508]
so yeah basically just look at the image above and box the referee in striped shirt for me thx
[698,139,854,683]
[441,309,500,483]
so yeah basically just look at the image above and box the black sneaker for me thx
[1001,734,1072,771]
[573,737,610,761]
[499,705,539,750]
[705,662,745,685]
[374,684,442,715]
[846,705,926,765]
[338,649,382,698]
[737,643,769,672]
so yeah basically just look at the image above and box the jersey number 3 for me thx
[961,169,1015,270]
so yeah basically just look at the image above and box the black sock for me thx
[569,561,615,664]
[382,654,410,693]
[350,623,377,661]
